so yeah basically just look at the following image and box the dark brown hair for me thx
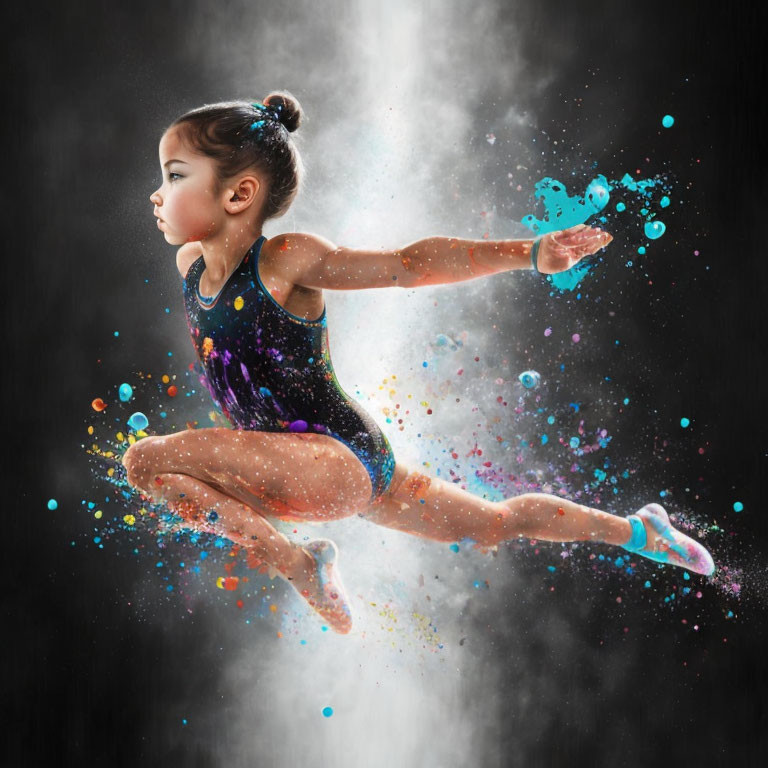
[168,91,305,222]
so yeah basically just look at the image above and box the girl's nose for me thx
[150,190,161,204]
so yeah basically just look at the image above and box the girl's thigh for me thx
[122,428,373,521]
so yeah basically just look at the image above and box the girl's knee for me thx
[122,437,164,488]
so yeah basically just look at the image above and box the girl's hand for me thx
[535,224,613,274]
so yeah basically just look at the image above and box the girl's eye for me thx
[168,173,183,182]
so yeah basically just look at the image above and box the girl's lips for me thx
[156,219,164,228]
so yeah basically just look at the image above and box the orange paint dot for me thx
[557,507,565,516]
[167,385,178,397]
[91,398,107,412]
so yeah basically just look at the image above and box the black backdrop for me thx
[3,1,767,766]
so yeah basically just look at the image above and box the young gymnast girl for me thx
[124,91,716,634]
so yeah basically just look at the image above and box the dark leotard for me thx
[181,235,396,503]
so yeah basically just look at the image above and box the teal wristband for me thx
[530,237,542,273]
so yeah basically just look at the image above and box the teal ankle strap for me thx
[622,515,647,552]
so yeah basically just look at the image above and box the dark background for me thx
[3,1,766,766]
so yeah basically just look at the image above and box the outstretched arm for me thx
[285,224,613,291]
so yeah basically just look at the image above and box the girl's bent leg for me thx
[366,464,632,547]
[139,470,313,581]
[121,428,373,633]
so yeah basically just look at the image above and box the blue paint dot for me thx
[547,415,555,425]
[322,706,334,717]
[569,437,580,449]
[623,398,630,405]
[47,499,58,510]
[114,331,119,337]
[680,417,690,428]
[662,114,675,128]
[449,543,460,553]
[616,202,626,212]
[637,246,646,255]
[541,434,548,445]
[165,307,170,313]
[660,490,667,497]
[644,580,651,588]
[733,501,744,512]
[615,557,624,567]
[659,196,670,208]
[119,383,133,402]
[127,411,148,431]
[182,719,187,725]
[644,220,666,240]
[422,361,428,367]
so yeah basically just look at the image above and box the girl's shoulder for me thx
[260,232,329,283]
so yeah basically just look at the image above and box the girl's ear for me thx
[225,176,261,210]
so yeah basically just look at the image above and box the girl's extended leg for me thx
[370,466,714,573]
[367,463,660,550]
[122,428,374,633]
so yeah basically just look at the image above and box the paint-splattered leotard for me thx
[181,234,396,503]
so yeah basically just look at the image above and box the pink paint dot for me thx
[572,333,581,343]
[694,250,700,255]
[731,583,740,594]
[544,327,552,337]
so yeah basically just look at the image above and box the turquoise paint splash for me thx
[521,172,671,291]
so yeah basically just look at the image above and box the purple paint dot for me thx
[289,420,308,432]
[732,583,740,594]
[572,333,581,343]
[544,327,552,337]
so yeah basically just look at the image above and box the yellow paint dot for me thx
[116,431,124,441]
[162,374,170,383]
[123,514,136,525]
[127,435,136,445]
[234,296,244,311]
[107,468,114,477]
[94,510,102,519]
[136,430,148,437]
[139,508,147,516]
[216,577,225,589]
[87,426,94,435]
[269,604,278,613]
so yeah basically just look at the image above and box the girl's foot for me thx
[622,503,715,576]
[294,539,353,634]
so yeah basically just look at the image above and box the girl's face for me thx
[149,127,223,245]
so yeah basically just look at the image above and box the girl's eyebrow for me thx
[163,159,190,168]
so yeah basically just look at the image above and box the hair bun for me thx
[263,91,302,133]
